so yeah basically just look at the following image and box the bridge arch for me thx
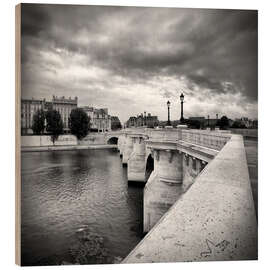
[145,154,154,181]
[107,137,118,145]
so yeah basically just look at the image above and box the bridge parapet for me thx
[181,130,231,151]
[120,128,232,184]
[145,128,179,141]
[143,128,231,152]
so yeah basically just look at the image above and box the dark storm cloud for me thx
[21,4,258,121]
[21,4,50,37]
[159,89,174,99]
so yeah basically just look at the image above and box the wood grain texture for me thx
[15,3,21,266]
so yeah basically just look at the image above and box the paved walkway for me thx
[244,138,258,218]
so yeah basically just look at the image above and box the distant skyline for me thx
[21,4,258,123]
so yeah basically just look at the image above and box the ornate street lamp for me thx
[144,111,146,126]
[167,100,171,126]
[180,93,184,124]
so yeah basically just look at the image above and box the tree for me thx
[69,108,90,140]
[111,121,122,130]
[187,119,201,129]
[217,115,229,130]
[111,117,121,131]
[46,109,63,144]
[231,120,246,129]
[32,109,46,135]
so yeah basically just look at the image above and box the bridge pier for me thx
[144,148,184,233]
[122,135,134,165]
[119,134,126,157]
[117,134,124,154]
[143,145,208,233]
[127,135,146,182]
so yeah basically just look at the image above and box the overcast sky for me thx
[21,4,258,123]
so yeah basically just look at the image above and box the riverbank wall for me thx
[21,135,77,147]
[21,134,119,152]
[21,144,117,152]
[21,132,119,147]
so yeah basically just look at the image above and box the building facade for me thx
[21,98,46,134]
[188,117,206,129]
[233,117,258,129]
[126,112,159,128]
[51,96,78,132]
[145,113,159,128]
[81,106,111,132]
[111,116,122,130]
[21,96,78,134]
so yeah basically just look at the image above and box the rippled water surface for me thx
[21,149,143,265]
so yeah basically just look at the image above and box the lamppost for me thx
[167,100,171,126]
[180,93,184,124]
[207,115,210,127]
[144,111,146,126]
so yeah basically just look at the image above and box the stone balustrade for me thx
[145,128,179,142]
[117,128,230,185]
[141,128,231,151]
[181,130,231,150]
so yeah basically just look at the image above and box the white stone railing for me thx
[181,130,231,151]
[142,128,231,151]
[145,128,179,141]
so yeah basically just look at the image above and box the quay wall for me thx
[77,134,106,145]
[123,134,257,263]
[21,132,122,148]
[21,135,77,147]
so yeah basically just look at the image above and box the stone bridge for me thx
[105,131,123,144]
[115,126,231,232]
[112,126,257,263]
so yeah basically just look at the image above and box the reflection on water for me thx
[21,149,143,266]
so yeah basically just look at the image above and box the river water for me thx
[21,148,144,266]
